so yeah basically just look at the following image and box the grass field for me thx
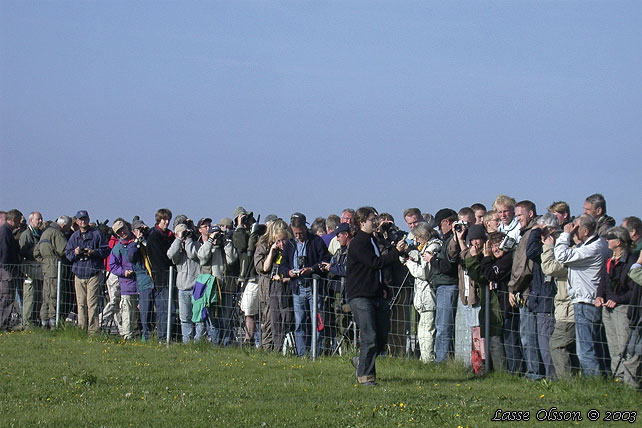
[1,327,640,428]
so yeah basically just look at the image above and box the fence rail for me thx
[1,262,640,387]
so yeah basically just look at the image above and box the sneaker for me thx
[359,381,377,387]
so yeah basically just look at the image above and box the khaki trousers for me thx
[74,274,102,334]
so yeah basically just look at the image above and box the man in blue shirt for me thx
[64,210,109,335]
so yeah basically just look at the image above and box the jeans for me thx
[520,306,543,379]
[503,313,524,374]
[435,284,458,363]
[536,312,556,379]
[177,289,194,343]
[138,288,154,340]
[349,296,390,383]
[574,302,603,376]
[154,287,175,342]
[292,285,322,357]
[211,290,234,346]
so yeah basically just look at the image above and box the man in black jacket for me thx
[146,208,175,342]
[0,209,23,330]
[346,207,399,386]
[280,212,330,357]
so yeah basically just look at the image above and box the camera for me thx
[182,229,194,240]
[135,237,147,248]
[77,248,90,261]
[297,255,306,269]
[499,236,516,252]
[378,222,407,245]
[208,225,226,246]
[453,220,468,233]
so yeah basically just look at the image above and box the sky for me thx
[1,1,640,229]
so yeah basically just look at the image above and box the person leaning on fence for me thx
[508,200,543,380]
[397,222,439,363]
[19,211,44,328]
[167,220,201,343]
[101,218,124,335]
[109,221,145,340]
[623,252,642,390]
[64,210,110,335]
[539,220,577,379]
[373,213,411,357]
[254,219,292,351]
[196,217,238,343]
[595,226,637,382]
[146,208,175,343]
[280,212,331,357]
[346,207,398,386]
[525,213,559,379]
[320,222,351,354]
[130,220,155,341]
[464,230,507,372]
[554,214,611,377]
[33,215,71,329]
[426,208,459,363]
[0,209,24,331]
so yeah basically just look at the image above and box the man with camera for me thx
[167,218,201,343]
[280,212,330,357]
[507,200,543,379]
[196,217,238,344]
[447,208,483,365]
[64,210,110,335]
[555,214,611,376]
[425,208,460,363]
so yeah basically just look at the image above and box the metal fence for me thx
[1,262,640,386]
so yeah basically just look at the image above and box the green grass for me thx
[1,327,640,428]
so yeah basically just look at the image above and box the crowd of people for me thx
[0,192,640,389]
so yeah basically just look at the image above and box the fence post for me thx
[56,261,62,326]
[484,284,491,375]
[312,276,318,361]
[167,266,174,345]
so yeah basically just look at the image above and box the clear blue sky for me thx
[2,1,640,228]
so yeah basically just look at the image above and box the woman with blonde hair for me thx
[254,219,292,351]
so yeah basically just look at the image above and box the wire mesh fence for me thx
[1,261,640,387]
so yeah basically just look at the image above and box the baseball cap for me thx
[75,210,89,219]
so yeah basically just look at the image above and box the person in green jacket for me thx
[33,215,72,328]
